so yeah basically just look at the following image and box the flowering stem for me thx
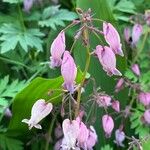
[75,25,91,118]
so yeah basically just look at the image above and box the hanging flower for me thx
[22,99,53,130]
[112,100,120,112]
[103,22,124,56]
[61,51,77,93]
[115,78,124,93]
[114,129,125,147]
[50,31,65,68]
[95,45,122,76]
[138,92,150,106]
[131,64,141,77]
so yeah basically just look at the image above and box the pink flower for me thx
[55,124,63,139]
[103,22,124,56]
[143,109,150,124]
[22,99,53,130]
[50,31,65,68]
[62,119,80,149]
[85,126,98,149]
[112,100,120,112]
[95,45,122,76]
[138,92,150,106]
[61,51,77,93]
[96,95,112,107]
[102,114,114,137]
[131,64,141,76]
[114,129,125,147]
[54,139,62,150]
[124,27,131,43]
[23,0,34,13]
[132,24,143,46]
[145,10,150,26]
[115,78,124,93]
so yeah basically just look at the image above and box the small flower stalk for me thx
[22,99,53,130]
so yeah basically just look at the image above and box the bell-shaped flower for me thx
[114,129,125,147]
[85,126,98,150]
[132,24,143,46]
[145,10,150,26]
[62,119,80,149]
[102,114,114,137]
[22,99,53,130]
[138,92,150,106]
[50,31,65,68]
[112,100,120,112]
[95,45,122,76]
[61,51,77,93]
[23,0,34,12]
[143,109,150,124]
[131,64,141,76]
[103,22,124,56]
[115,78,124,93]
[96,95,112,108]
[55,124,63,139]
[124,27,131,43]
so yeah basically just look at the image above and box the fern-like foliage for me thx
[38,5,78,30]
[2,0,23,4]
[130,104,150,138]
[0,133,23,150]
[101,145,113,150]
[0,76,27,118]
[0,23,44,53]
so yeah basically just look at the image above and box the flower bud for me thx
[115,78,124,93]
[62,119,80,149]
[23,0,33,13]
[114,129,125,147]
[55,124,63,139]
[61,51,77,93]
[138,92,150,106]
[143,109,150,124]
[145,10,150,26]
[22,99,53,130]
[95,45,122,76]
[131,64,140,76]
[124,27,131,43]
[50,31,65,68]
[102,114,114,137]
[132,24,143,46]
[112,100,120,112]
[103,22,124,56]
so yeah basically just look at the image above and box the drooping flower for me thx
[54,139,62,150]
[138,92,150,106]
[61,51,77,93]
[85,126,98,150]
[115,78,124,93]
[132,24,143,46]
[145,10,150,26]
[95,45,122,76]
[103,22,124,56]
[23,0,34,13]
[124,27,131,43]
[55,124,63,139]
[143,109,150,124]
[102,114,114,137]
[96,94,112,108]
[131,64,141,76]
[22,99,53,130]
[62,119,80,149]
[50,31,65,68]
[114,129,125,147]
[112,100,120,112]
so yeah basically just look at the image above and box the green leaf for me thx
[0,133,23,150]
[7,70,83,136]
[2,0,23,4]
[101,145,113,150]
[0,24,44,53]
[38,6,78,30]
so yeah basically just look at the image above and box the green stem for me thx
[45,114,57,150]
[69,97,72,121]
[75,26,91,118]
[133,28,149,63]
[86,102,95,123]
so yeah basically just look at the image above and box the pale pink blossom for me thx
[95,45,122,76]
[50,31,65,68]
[102,114,114,137]
[62,119,80,149]
[138,92,150,106]
[61,51,77,93]
[112,100,120,112]
[55,124,63,139]
[114,129,125,147]
[23,0,34,12]
[131,64,140,76]
[96,95,112,107]
[132,24,143,46]
[22,99,53,130]
[124,27,131,43]
[145,10,150,26]
[54,139,62,150]
[115,78,124,93]
[103,22,124,56]
[143,109,150,124]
